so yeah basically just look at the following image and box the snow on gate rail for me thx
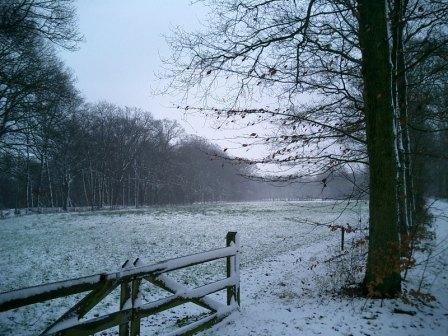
[0,232,241,336]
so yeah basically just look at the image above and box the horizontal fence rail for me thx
[0,231,240,336]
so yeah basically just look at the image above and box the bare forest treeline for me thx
[0,0,256,211]
[0,1,369,212]
[0,101,268,210]
[0,96,363,211]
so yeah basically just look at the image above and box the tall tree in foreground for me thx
[357,0,401,296]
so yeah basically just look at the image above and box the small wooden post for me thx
[235,232,240,306]
[226,231,240,307]
[130,278,141,336]
[341,227,345,251]
[119,280,131,336]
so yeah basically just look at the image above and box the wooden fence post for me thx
[341,227,345,251]
[130,278,141,336]
[119,280,131,336]
[235,232,240,306]
[226,231,240,307]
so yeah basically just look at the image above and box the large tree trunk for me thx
[358,0,401,297]
[391,0,410,254]
[394,0,415,229]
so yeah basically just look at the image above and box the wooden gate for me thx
[0,232,240,335]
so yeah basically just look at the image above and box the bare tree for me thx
[0,0,81,142]
[162,0,447,297]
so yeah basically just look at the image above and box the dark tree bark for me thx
[358,0,401,297]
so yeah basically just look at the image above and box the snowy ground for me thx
[204,200,448,336]
[0,200,447,335]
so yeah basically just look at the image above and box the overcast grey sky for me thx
[60,0,197,114]
[60,0,273,158]
[60,2,210,134]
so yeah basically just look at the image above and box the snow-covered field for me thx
[0,200,447,335]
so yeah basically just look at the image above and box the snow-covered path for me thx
[204,200,448,336]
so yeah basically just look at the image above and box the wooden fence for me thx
[0,232,240,335]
